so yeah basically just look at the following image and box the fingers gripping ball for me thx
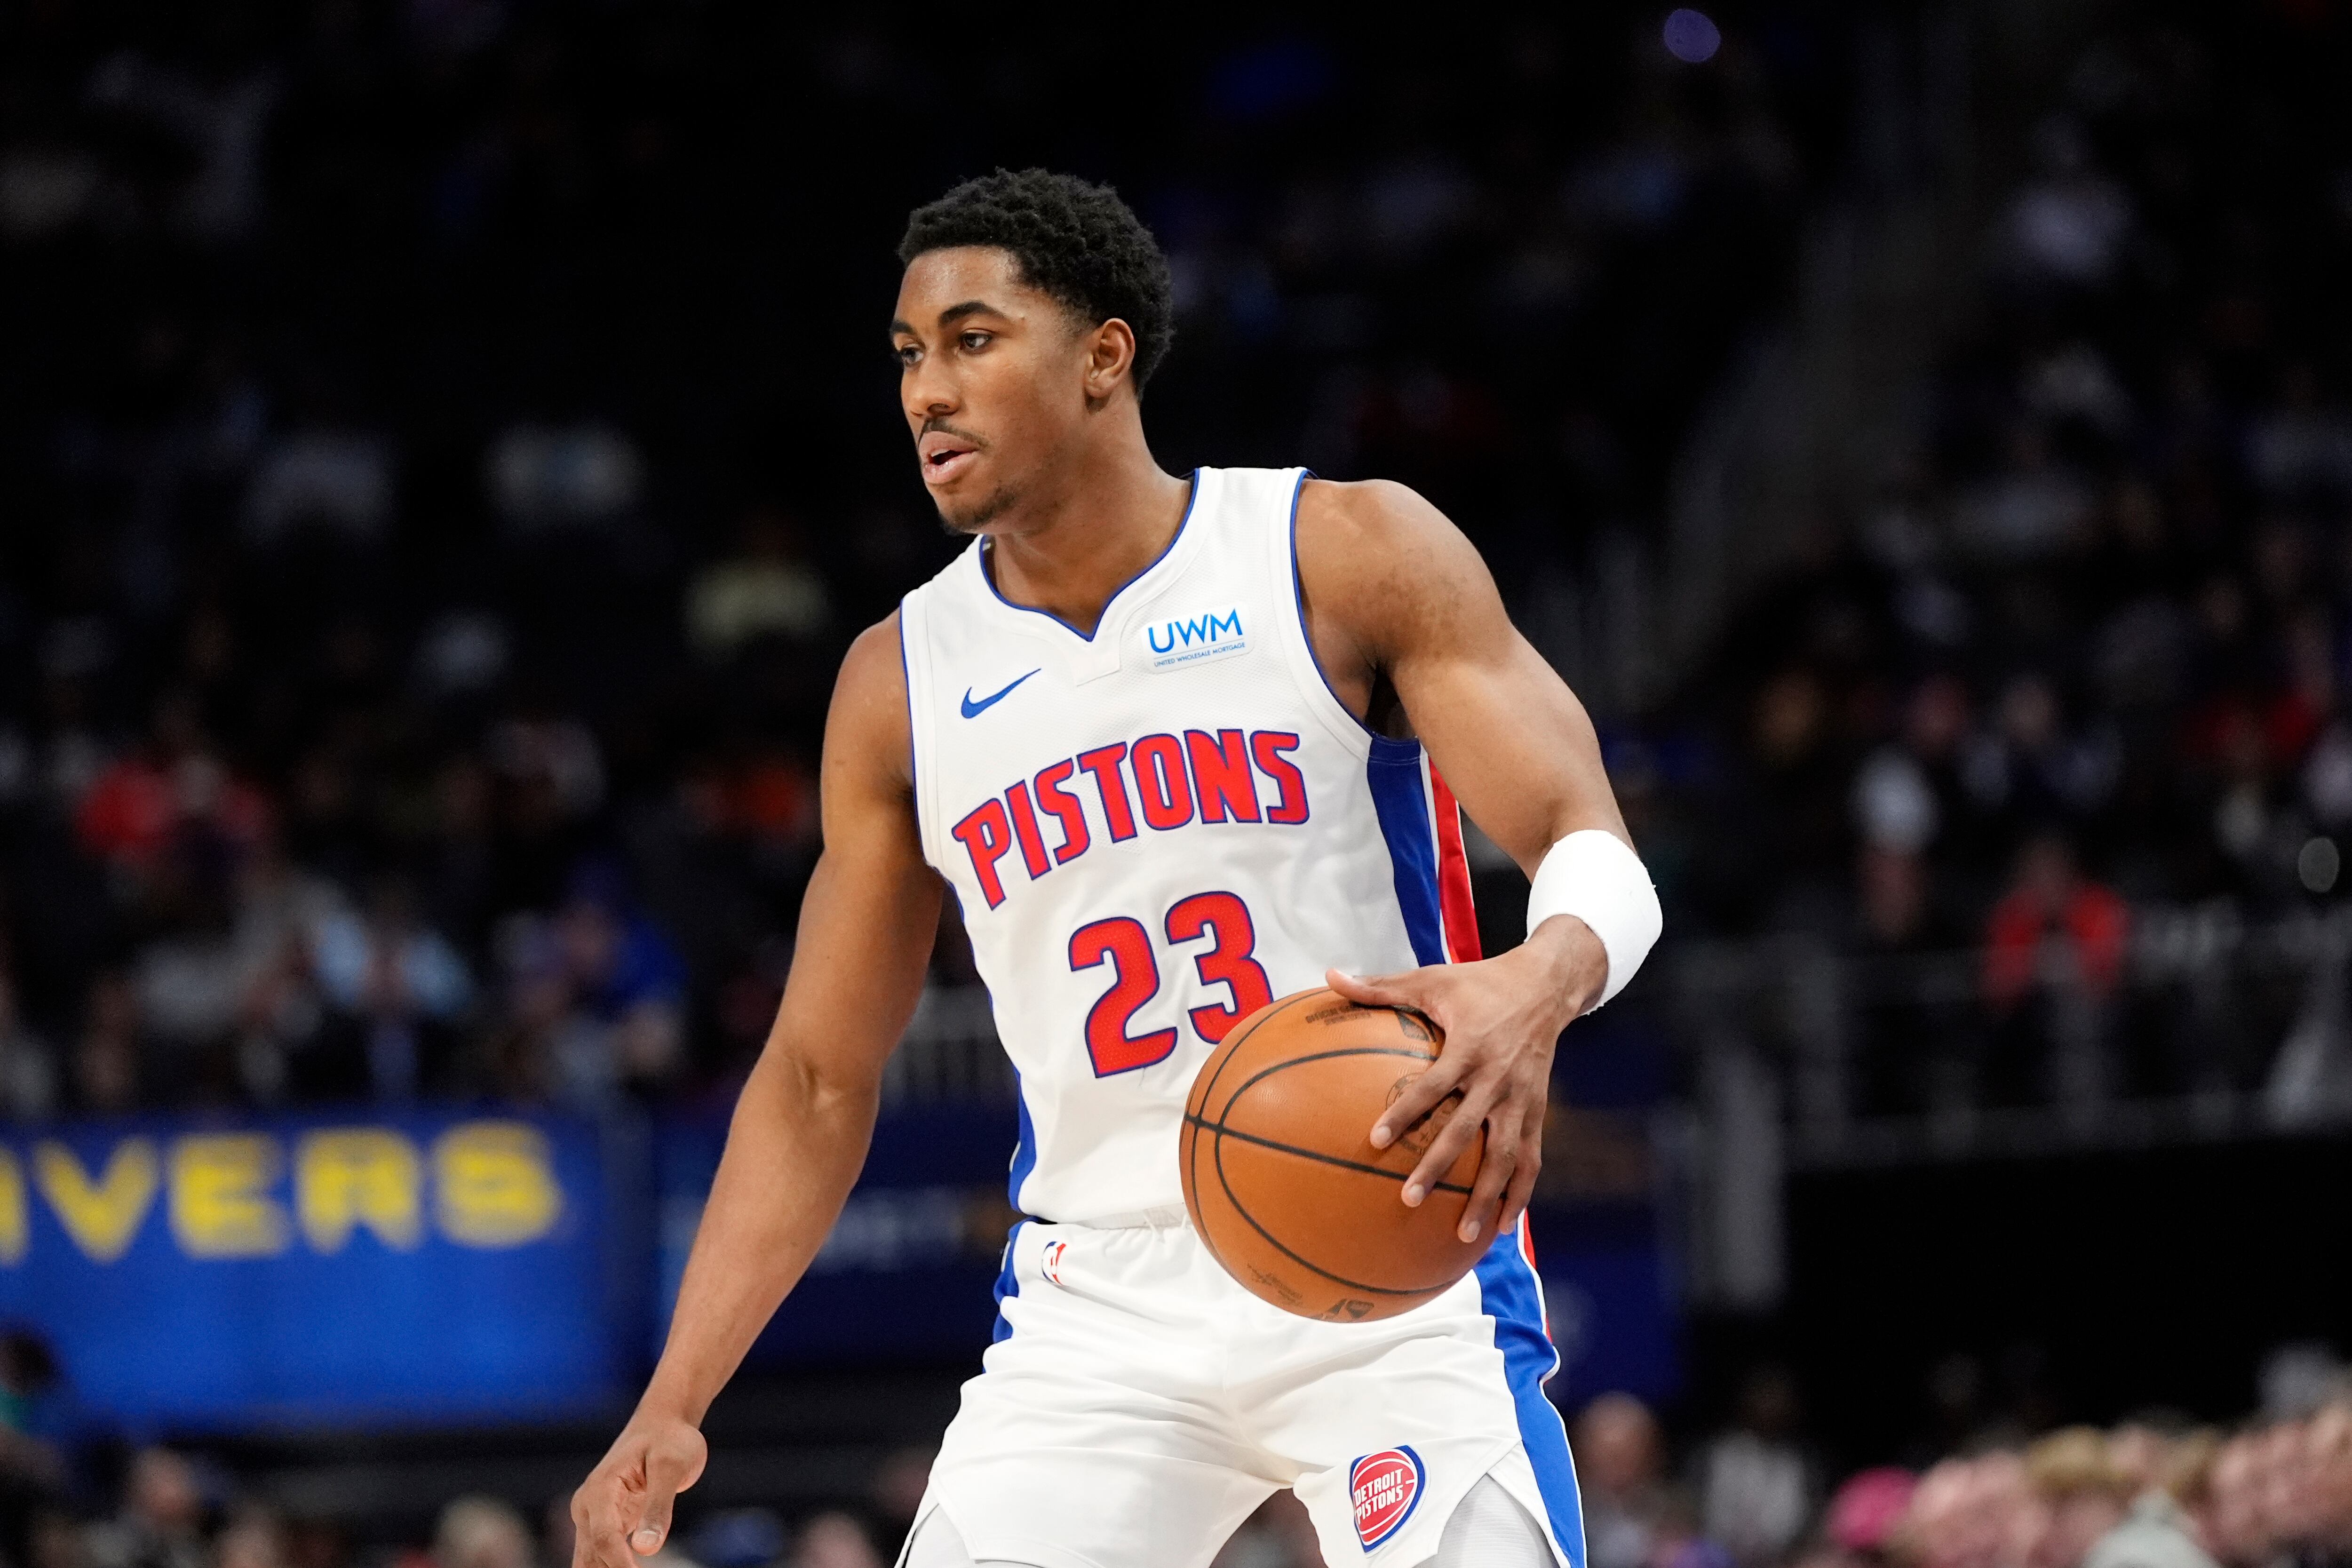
[1180,987,1487,1321]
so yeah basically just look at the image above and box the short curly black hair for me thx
[898,168,1176,391]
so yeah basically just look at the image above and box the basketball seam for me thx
[1207,1115,1461,1299]
[1180,1113,1476,1196]
[1191,987,1321,1122]
[1186,992,1318,1285]
[1216,1041,1441,1123]
[1184,996,1467,1305]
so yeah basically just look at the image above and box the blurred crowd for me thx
[1550,1364,2352,1568]
[0,3,1825,1120]
[7,1348,2347,1568]
[0,1446,922,1568]
[1629,7,2352,1116]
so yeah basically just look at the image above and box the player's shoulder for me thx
[826,611,915,788]
[1294,475,1454,548]
[1293,476,1489,620]
[841,610,907,685]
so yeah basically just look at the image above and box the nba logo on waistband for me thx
[1347,1447,1424,1551]
[1041,1240,1067,1285]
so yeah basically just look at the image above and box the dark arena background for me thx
[2,3,2349,1566]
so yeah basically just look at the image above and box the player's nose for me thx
[901,358,960,422]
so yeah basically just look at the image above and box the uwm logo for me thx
[950,727,1310,908]
[1140,604,1248,672]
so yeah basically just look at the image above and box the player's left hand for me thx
[1327,915,1606,1246]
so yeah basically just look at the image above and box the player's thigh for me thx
[896,1507,1050,1568]
[903,1457,1273,1568]
[1410,1476,1557,1568]
[1243,1284,1578,1566]
[922,1223,1280,1568]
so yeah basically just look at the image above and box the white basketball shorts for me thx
[899,1209,1586,1568]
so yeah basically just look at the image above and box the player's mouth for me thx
[919,430,982,487]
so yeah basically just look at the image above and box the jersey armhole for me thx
[1270,469,1389,757]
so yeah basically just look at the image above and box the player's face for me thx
[891,247,1094,534]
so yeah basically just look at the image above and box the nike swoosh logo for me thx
[961,669,1040,719]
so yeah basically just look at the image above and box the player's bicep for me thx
[1397,616,1624,877]
[1311,483,1626,875]
[762,617,943,1096]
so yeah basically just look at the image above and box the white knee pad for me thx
[1415,1475,1555,1568]
[896,1506,1040,1568]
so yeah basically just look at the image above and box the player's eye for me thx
[894,343,921,367]
[959,330,992,351]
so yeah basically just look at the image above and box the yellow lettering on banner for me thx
[0,1148,25,1265]
[168,1134,290,1258]
[35,1139,159,1263]
[433,1122,562,1248]
[296,1129,422,1252]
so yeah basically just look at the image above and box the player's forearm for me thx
[635,1046,879,1425]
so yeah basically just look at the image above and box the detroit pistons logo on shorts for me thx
[1347,1447,1425,1551]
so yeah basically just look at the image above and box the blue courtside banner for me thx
[0,1107,637,1430]
[654,1102,1018,1364]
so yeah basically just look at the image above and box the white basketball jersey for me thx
[898,467,1482,1223]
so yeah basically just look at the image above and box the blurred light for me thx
[1664,8,1722,63]
[2299,835,2340,893]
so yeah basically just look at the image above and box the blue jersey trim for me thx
[1474,1226,1586,1568]
[1365,739,1446,967]
[989,1218,1030,1345]
[977,469,1201,641]
[1008,1067,1039,1209]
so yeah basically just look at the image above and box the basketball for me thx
[1179,987,1489,1322]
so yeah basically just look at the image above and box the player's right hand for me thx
[571,1411,709,1568]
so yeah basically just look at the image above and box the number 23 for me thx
[1066,891,1273,1076]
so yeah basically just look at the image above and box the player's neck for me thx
[982,433,1192,637]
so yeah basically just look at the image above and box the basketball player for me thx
[572,170,1661,1568]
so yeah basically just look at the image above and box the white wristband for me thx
[1526,829,1661,1012]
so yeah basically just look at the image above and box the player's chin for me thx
[934,484,1018,536]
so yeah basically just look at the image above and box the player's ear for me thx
[1081,317,1137,404]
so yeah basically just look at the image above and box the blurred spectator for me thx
[681,1509,781,1568]
[74,703,268,883]
[786,1513,878,1568]
[69,973,143,1117]
[0,1331,64,1568]
[311,879,472,1101]
[1897,1450,2033,1568]
[2085,1487,2218,1568]
[1822,1467,1915,1557]
[0,971,58,1122]
[241,432,395,543]
[2020,1427,2133,1568]
[2000,118,2132,289]
[1983,837,2130,1012]
[866,1447,933,1560]
[487,425,644,532]
[688,509,832,661]
[1574,1393,1669,1568]
[433,1498,533,1568]
[495,866,684,1106]
[85,1449,207,1568]
[215,1510,289,1568]
[1698,1367,1813,1564]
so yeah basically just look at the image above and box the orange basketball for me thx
[1179,987,1487,1322]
